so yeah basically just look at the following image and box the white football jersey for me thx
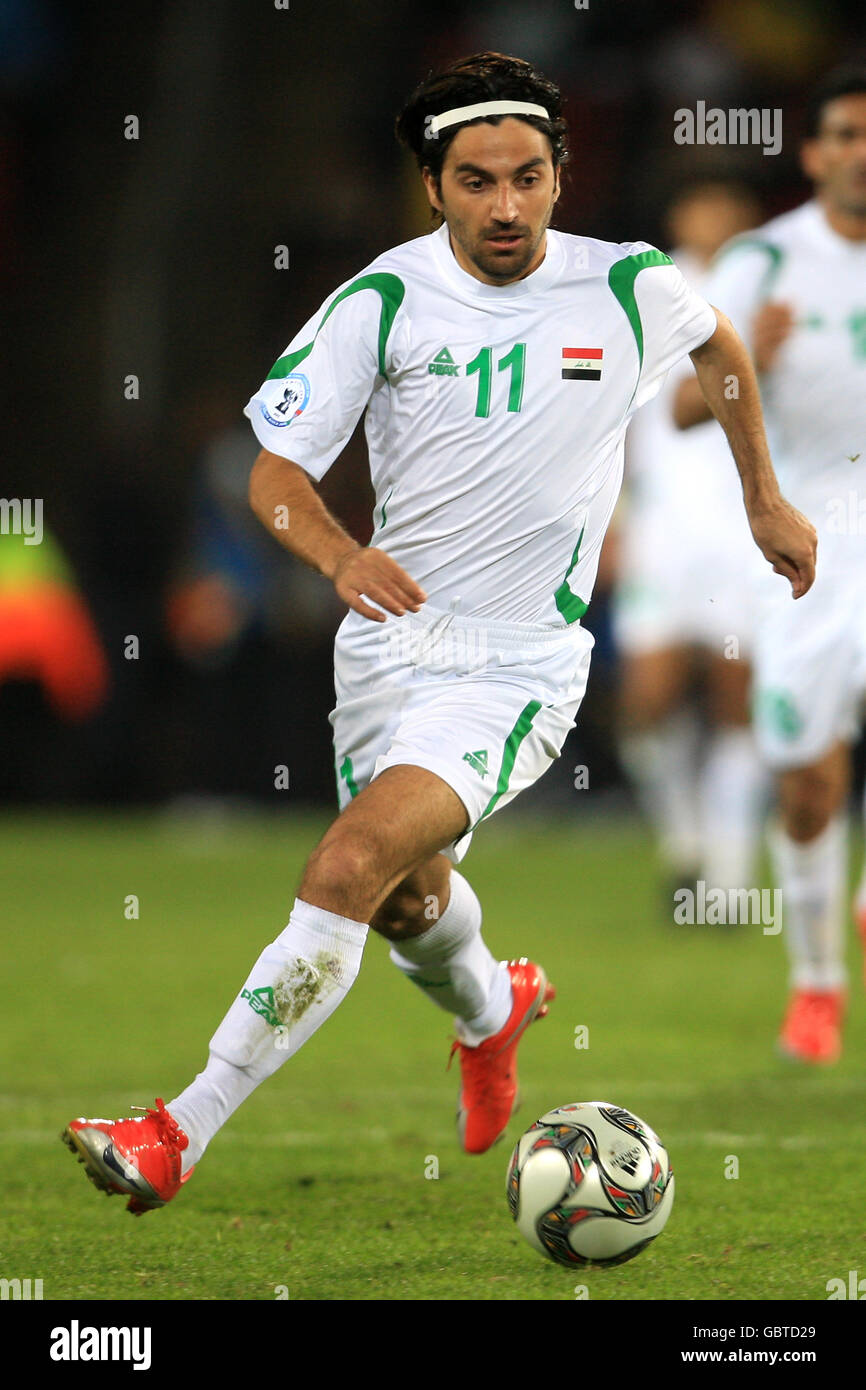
[624,247,754,526]
[245,221,716,626]
[700,199,866,561]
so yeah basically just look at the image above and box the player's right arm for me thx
[244,272,424,621]
[248,450,425,622]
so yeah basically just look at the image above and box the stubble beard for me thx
[445,199,555,284]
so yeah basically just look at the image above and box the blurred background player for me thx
[0,526,109,799]
[612,182,769,900]
[677,67,866,1062]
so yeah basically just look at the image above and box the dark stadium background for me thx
[3,0,866,811]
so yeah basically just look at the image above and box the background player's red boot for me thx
[62,1097,194,1214]
[777,987,845,1064]
[855,899,866,987]
[450,957,554,1154]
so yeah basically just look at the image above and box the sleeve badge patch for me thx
[260,373,311,427]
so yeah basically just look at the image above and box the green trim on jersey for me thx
[710,236,785,298]
[477,700,543,824]
[267,272,406,382]
[607,248,674,373]
[375,486,393,531]
[554,522,588,624]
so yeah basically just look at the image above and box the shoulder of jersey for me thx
[714,199,816,264]
[555,231,673,279]
[313,233,432,308]
[350,231,441,280]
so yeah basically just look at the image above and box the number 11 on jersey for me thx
[466,342,526,417]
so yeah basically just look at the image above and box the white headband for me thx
[427,100,550,138]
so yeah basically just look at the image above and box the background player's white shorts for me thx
[751,556,866,769]
[330,604,594,862]
[613,501,761,657]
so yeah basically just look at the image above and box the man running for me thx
[63,51,815,1213]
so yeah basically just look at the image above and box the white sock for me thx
[389,871,512,1045]
[620,712,701,874]
[698,727,768,890]
[768,817,848,991]
[169,898,368,1170]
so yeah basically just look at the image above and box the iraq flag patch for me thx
[562,348,603,381]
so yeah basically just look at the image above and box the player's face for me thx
[423,119,561,285]
[801,94,866,219]
[667,190,758,263]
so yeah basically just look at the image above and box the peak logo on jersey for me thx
[260,373,311,427]
[462,749,490,778]
[562,348,603,381]
[427,347,459,376]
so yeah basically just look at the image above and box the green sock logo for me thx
[241,986,281,1027]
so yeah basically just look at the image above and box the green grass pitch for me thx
[2,810,865,1302]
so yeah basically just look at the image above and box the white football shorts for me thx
[330,603,594,862]
[751,553,866,769]
[613,500,761,657]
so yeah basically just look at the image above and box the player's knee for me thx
[370,881,430,941]
[620,683,672,731]
[780,767,841,841]
[300,833,382,914]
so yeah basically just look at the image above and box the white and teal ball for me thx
[506,1101,674,1268]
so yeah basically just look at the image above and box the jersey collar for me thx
[804,198,866,255]
[431,220,565,299]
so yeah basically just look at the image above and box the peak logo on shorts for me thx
[462,749,489,778]
[261,373,310,427]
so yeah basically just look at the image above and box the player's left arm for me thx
[688,308,816,599]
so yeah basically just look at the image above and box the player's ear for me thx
[800,138,822,184]
[422,166,443,213]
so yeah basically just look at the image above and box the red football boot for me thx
[61,1097,194,1215]
[450,958,555,1155]
[777,987,845,1064]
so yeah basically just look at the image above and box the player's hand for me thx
[331,546,427,622]
[751,302,795,373]
[747,496,817,599]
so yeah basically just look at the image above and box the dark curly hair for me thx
[804,64,866,137]
[395,51,569,219]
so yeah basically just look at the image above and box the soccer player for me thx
[674,67,866,1063]
[613,182,768,898]
[63,51,816,1212]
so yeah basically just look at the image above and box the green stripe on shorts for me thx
[477,700,543,824]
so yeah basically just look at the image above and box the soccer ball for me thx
[506,1101,674,1268]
